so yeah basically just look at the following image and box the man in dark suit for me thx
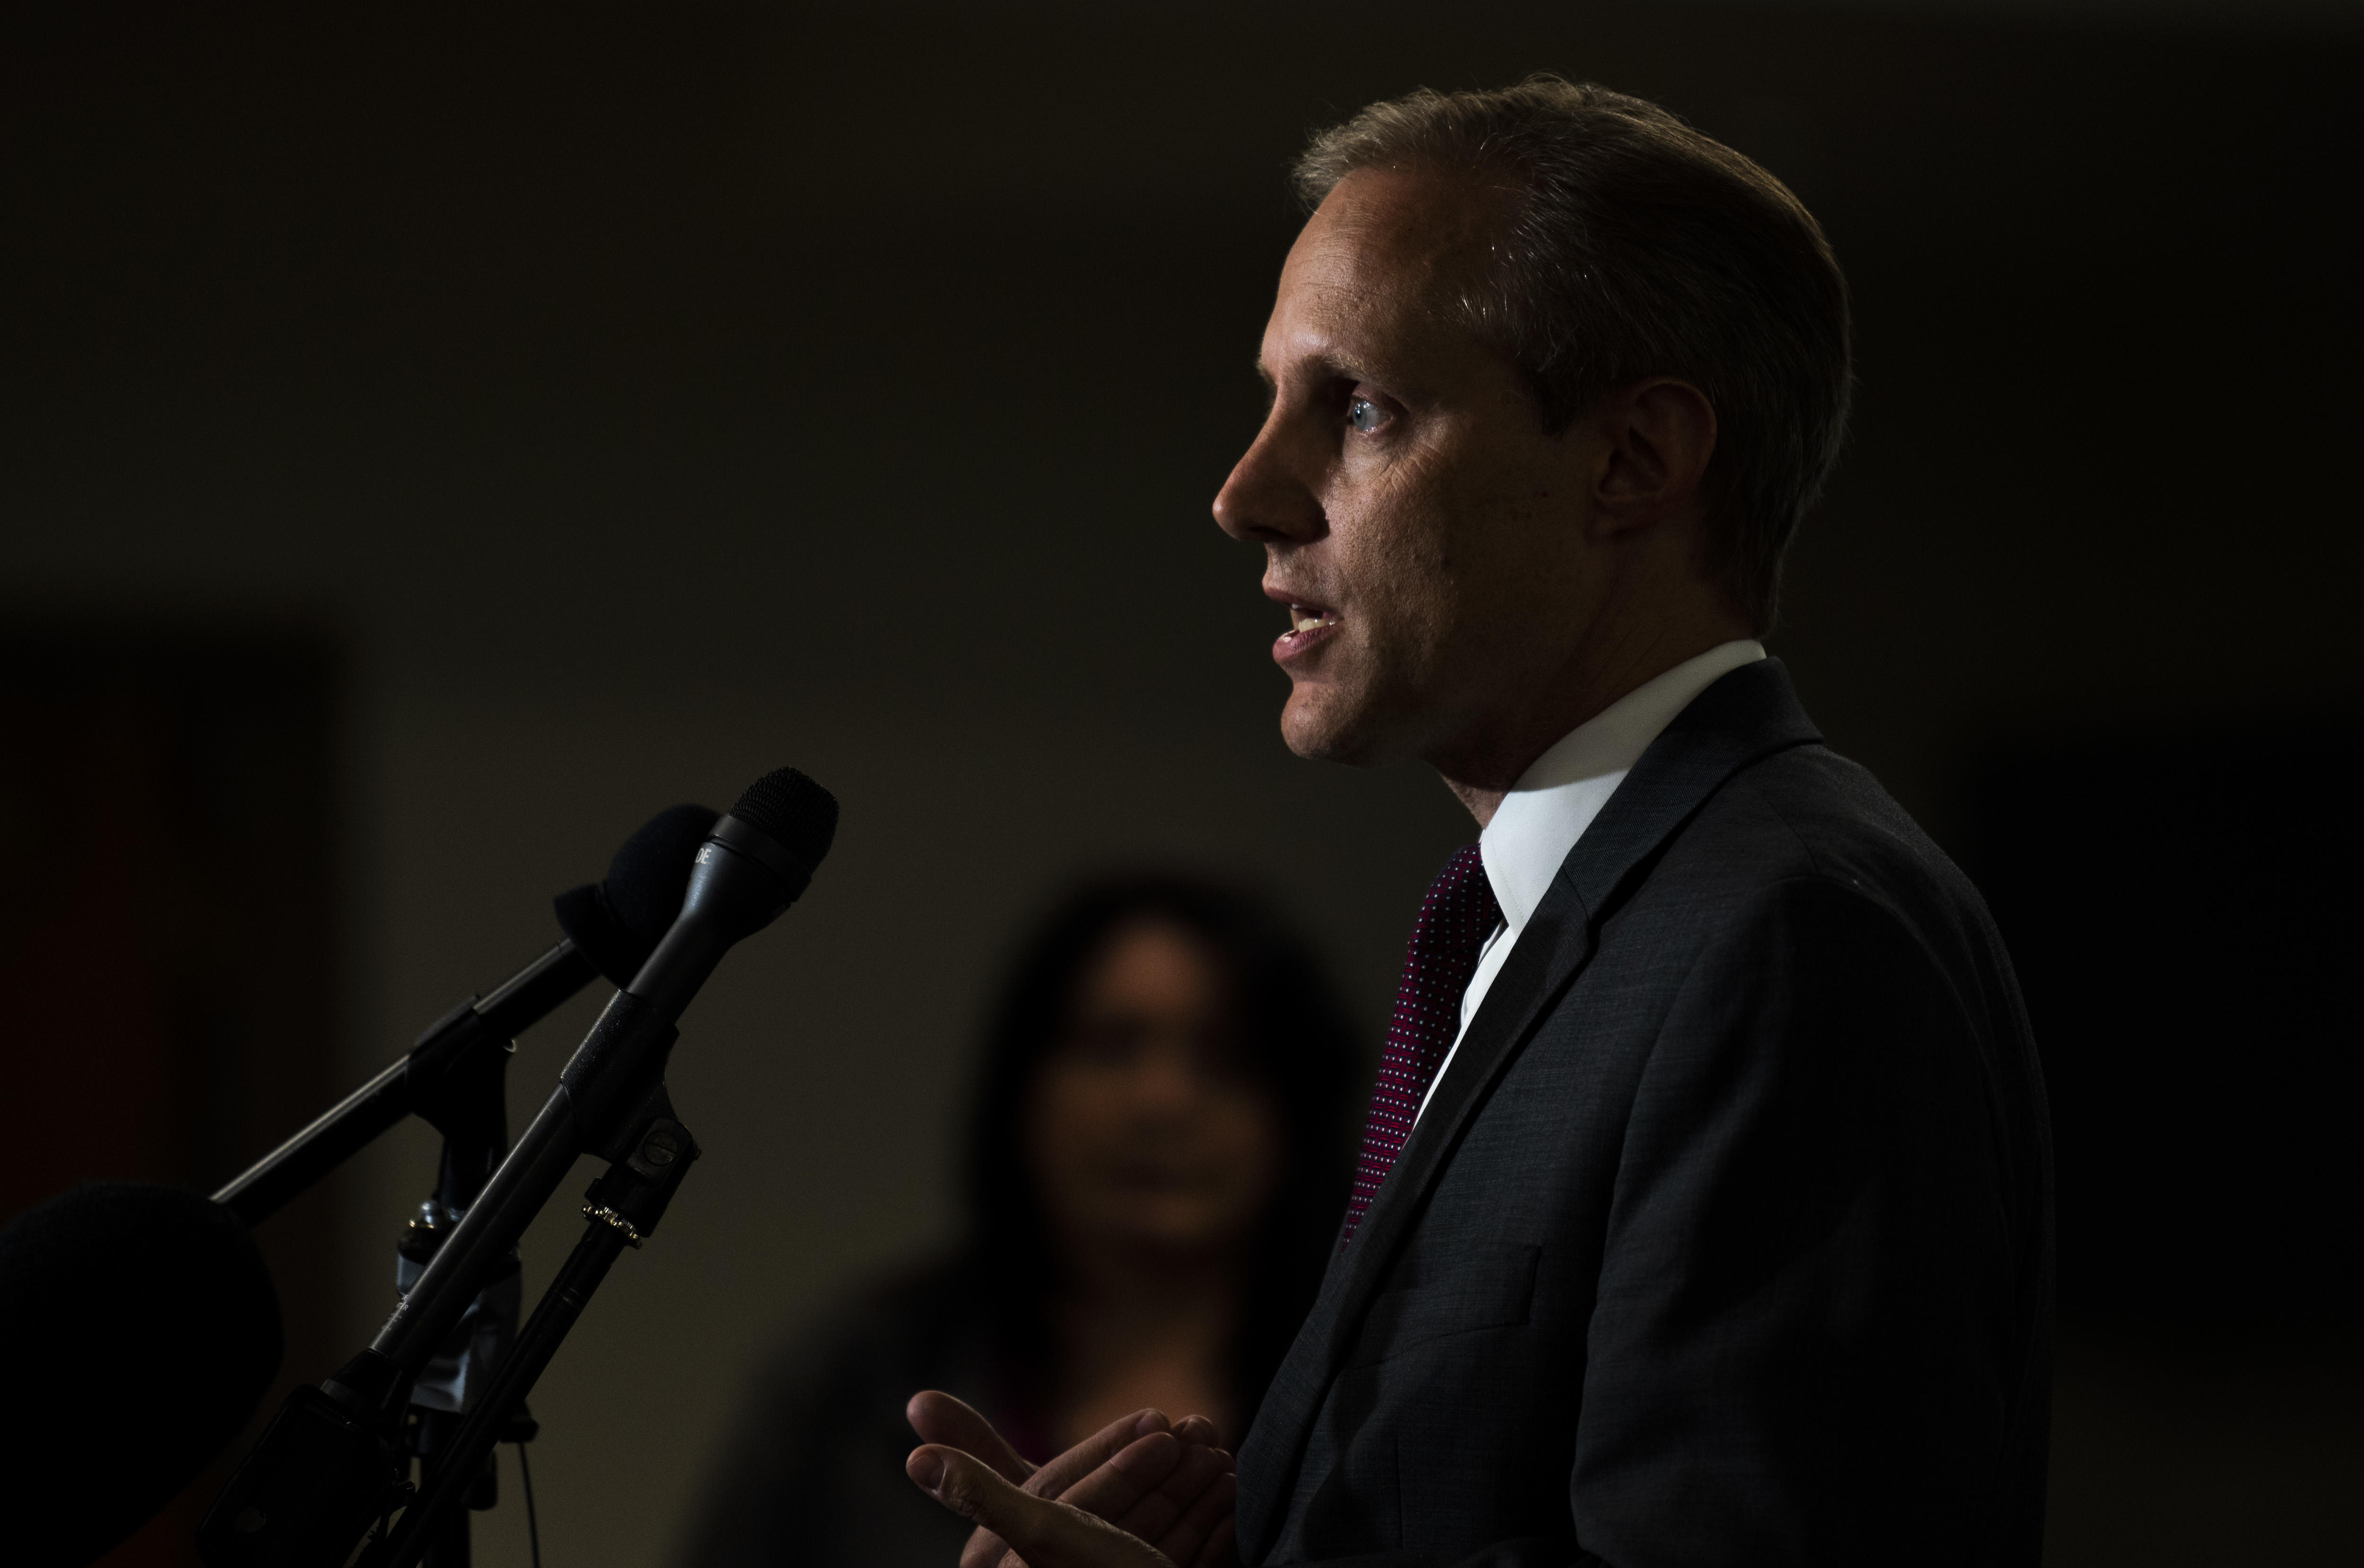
[898,78,2052,1568]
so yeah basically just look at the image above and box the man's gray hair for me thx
[1295,78,1852,632]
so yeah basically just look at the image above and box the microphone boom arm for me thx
[210,941,601,1228]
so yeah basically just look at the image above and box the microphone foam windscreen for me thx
[729,768,839,881]
[0,1182,283,1567]
[555,802,721,988]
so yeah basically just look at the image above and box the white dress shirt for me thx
[1411,639,1768,1125]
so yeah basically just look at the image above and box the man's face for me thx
[1214,167,1611,773]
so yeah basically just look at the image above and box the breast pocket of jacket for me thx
[1346,1243,1541,1368]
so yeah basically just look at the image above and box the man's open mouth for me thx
[1267,589,1342,663]
[1283,604,1341,636]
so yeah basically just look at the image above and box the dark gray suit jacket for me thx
[1236,660,2053,1568]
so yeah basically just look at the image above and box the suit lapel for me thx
[1238,659,1822,1564]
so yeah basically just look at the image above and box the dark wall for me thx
[4,5,2357,1565]
[10,5,2357,747]
[0,628,346,1566]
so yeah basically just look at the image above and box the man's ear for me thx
[1593,377,1717,536]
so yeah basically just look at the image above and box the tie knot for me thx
[1415,842,1501,963]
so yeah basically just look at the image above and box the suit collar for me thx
[1478,639,1767,937]
[1237,658,1821,1565]
[1559,655,1821,913]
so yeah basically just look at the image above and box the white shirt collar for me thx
[1478,639,1767,936]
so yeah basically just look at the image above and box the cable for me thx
[514,1442,542,1568]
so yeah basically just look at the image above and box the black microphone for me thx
[622,767,841,1017]
[362,768,837,1381]
[552,802,726,991]
[212,803,721,1226]
[199,768,838,1568]
[0,1184,282,1568]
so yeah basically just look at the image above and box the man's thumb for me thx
[911,1446,1140,1567]
[910,1447,1043,1533]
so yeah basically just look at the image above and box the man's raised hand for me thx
[904,1392,1236,1568]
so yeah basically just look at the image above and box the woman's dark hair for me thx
[962,870,1363,1445]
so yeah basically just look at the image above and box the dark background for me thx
[3,3,2357,1564]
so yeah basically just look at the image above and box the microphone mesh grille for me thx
[730,767,840,877]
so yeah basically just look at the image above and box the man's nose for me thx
[1213,407,1325,545]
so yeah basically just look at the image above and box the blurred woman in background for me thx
[677,872,1362,1568]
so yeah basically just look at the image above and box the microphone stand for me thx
[397,1016,528,1568]
[193,956,601,1568]
[199,986,703,1568]
[372,1076,700,1568]
[199,777,829,1568]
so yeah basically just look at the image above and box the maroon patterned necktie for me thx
[1342,843,1504,1243]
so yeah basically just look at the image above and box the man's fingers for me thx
[1194,1516,1238,1568]
[910,1447,1176,1568]
[960,1525,1012,1568]
[907,1391,1036,1486]
[1060,1431,1185,1523]
[1022,1408,1172,1498]
[905,1386,1035,1568]
[1167,1414,1223,1450]
[1142,1470,1234,1568]
[960,1515,1021,1568]
[911,1398,1217,1568]
[944,1405,1168,1568]
[1101,1438,1228,1544]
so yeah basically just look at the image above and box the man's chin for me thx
[1280,689,1397,767]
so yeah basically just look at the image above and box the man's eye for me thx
[1347,395,1387,433]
